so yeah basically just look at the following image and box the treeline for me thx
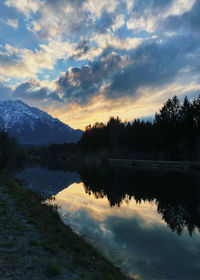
[32,95,200,162]
[79,95,200,161]
[0,131,27,171]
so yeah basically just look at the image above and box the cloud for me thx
[5,0,196,41]
[54,34,200,105]
[2,0,200,130]
[5,0,91,41]
[5,0,41,17]
[0,42,66,79]
[71,40,103,61]
[107,35,200,98]
[0,78,62,108]
[4,73,200,130]
[111,14,125,31]
[40,40,72,60]
[13,79,60,105]
[14,80,47,99]
[41,38,102,62]
[38,79,200,129]
[162,1,200,35]
[123,0,134,13]
[1,18,19,28]
[71,34,143,61]
[56,52,125,104]
[84,0,119,18]
[93,33,143,51]
[127,0,195,32]
[0,82,12,100]
[30,0,89,40]
[8,0,125,42]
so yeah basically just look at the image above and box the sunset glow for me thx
[1,0,200,129]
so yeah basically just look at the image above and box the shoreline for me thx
[0,173,129,280]
[109,158,200,171]
[64,157,200,171]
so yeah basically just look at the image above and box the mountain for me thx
[0,100,82,145]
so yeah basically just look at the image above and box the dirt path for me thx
[0,176,129,280]
[0,186,76,280]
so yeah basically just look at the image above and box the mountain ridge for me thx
[0,99,82,145]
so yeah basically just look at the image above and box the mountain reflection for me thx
[79,167,200,235]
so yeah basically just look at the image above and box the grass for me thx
[0,172,130,280]
[45,261,62,276]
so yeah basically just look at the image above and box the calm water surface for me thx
[17,166,200,280]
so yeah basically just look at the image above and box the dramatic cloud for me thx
[13,79,60,106]
[54,34,200,104]
[1,0,200,128]
[107,35,200,97]
[56,52,125,104]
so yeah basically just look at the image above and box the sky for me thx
[0,0,200,129]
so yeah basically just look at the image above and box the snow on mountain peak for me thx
[0,100,82,145]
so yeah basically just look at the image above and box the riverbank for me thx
[109,158,200,171]
[0,174,129,280]
[62,156,200,172]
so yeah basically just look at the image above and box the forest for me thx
[39,95,200,162]
[78,95,200,160]
[0,131,27,171]
[1,95,200,164]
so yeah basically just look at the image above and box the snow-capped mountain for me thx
[0,100,82,145]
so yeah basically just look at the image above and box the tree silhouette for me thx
[40,95,200,161]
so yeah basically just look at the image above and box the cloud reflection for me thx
[48,182,200,280]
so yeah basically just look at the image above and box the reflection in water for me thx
[48,182,200,280]
[16,166,80,197]
[79,167,200,236]
[18,166,200,279]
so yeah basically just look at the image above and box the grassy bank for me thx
[0,173,129,280]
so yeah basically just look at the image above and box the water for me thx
[17,166,200,280]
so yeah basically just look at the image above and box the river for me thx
[16,165,200,280]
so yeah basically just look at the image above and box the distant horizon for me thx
[0,0,200,129]
[0,98,155,130]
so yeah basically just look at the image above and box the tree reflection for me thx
[79,167,200,235]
